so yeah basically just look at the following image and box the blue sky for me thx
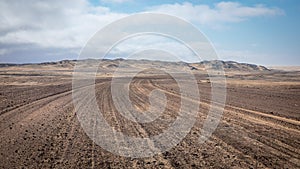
[0,0,299,65]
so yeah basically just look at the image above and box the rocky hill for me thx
[0,59,269,71]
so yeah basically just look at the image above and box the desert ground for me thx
[0,60,299,168]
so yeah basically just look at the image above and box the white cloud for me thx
[217,49,272,64]
[0,49,9,56]
[0,0,127,49]
[148,2,284,26]
[110,34,198,62]
[0,1,284,49]
[0,0,285,63]
[101,0,132,3]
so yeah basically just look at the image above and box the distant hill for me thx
[196,60,269,71]
[0,59,269,71]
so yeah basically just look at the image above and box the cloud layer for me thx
[149,2,284,26]
[0,0,126,49]
[0,1,284,63]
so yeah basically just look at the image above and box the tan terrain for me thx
[0,60,299,168]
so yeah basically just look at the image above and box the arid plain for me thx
[0,60,299,168]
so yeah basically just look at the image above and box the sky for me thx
[0,0,299,66]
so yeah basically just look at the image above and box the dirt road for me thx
[0,67,299,168]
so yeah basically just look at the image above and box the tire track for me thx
[151,80,300,132]
[1,74,299,168]
[100,79,174,168]
[148,77,300,168]
[0,90,72,132]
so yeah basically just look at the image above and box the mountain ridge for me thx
[0,59,269,71]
